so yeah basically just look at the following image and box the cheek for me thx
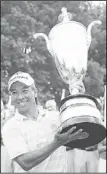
[29,91,36,100]
[11,96,17,106]
[24,93,35,102]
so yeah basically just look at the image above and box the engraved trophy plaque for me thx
[34,7,106,148]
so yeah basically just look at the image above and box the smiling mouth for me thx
[18,101,28,107]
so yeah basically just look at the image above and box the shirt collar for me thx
[14,110,40,122]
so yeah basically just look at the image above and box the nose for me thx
[17,93,24,100]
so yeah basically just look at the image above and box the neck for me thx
[19,102,38,120]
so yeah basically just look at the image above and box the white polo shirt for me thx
[2,111,67,173]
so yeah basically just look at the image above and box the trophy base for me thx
[59,116,106,149]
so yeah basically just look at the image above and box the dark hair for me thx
[103,74,106,85]
[35,97,38,104]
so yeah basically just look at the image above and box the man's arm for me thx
[15,138,60,171]
[98,139,106,160]
[98,138,106,154]
[15,126,83,171]
[98,145,106,153]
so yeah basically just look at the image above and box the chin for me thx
[18,107,29,114]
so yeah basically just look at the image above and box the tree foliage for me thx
[1,1,106,105]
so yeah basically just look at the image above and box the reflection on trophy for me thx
[34,7,106,148]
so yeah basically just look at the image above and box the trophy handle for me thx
[33,33,53,55]
[87,20,102,50]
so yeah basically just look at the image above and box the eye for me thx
[23,89,28,93]
[11,91,17,96]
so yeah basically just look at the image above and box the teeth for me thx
[18,101,27,106]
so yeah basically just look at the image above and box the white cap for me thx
[8,71,35,91]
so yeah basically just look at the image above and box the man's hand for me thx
[54,126,83,147]
[85,145,98,151]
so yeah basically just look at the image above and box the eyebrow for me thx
[10,85,29,92]
[10,88,16,92]
[22,85,29,89]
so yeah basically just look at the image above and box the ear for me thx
[33,88,37,98]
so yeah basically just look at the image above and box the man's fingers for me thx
[67,126,77,134]
[57,126,77,135]
[69,129,83,140]
[57,127,62,134]
[85,145,95,150]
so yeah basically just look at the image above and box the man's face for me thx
[10,81,37,114]
[47,106,53,111]
[47,105,56,111]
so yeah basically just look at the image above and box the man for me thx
[45,99,58,111]
[1,100,5,129]
[1,99,13,172]
[66,113,106,172]
[2,71,83,173]
[66,145,99,172]
[1,145,14,172]
[98,138,106,173]
[65,87,100,172]
[98,120,106,173]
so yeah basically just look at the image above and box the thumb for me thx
[57,126,62,134]
[85,145,94,150]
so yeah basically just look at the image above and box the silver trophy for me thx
[34,7,106,148]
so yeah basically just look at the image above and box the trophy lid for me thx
[48,7,102,45]
[49,7,86,38]
[58,7,72,22]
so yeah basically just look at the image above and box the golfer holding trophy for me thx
[34,7,106,172]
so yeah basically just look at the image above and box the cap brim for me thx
[8,79,33,91]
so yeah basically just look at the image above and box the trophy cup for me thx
[33,7,106,148]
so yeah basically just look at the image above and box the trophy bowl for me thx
[59,94,106,148]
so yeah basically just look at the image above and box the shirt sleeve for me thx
[2,125,29,160]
